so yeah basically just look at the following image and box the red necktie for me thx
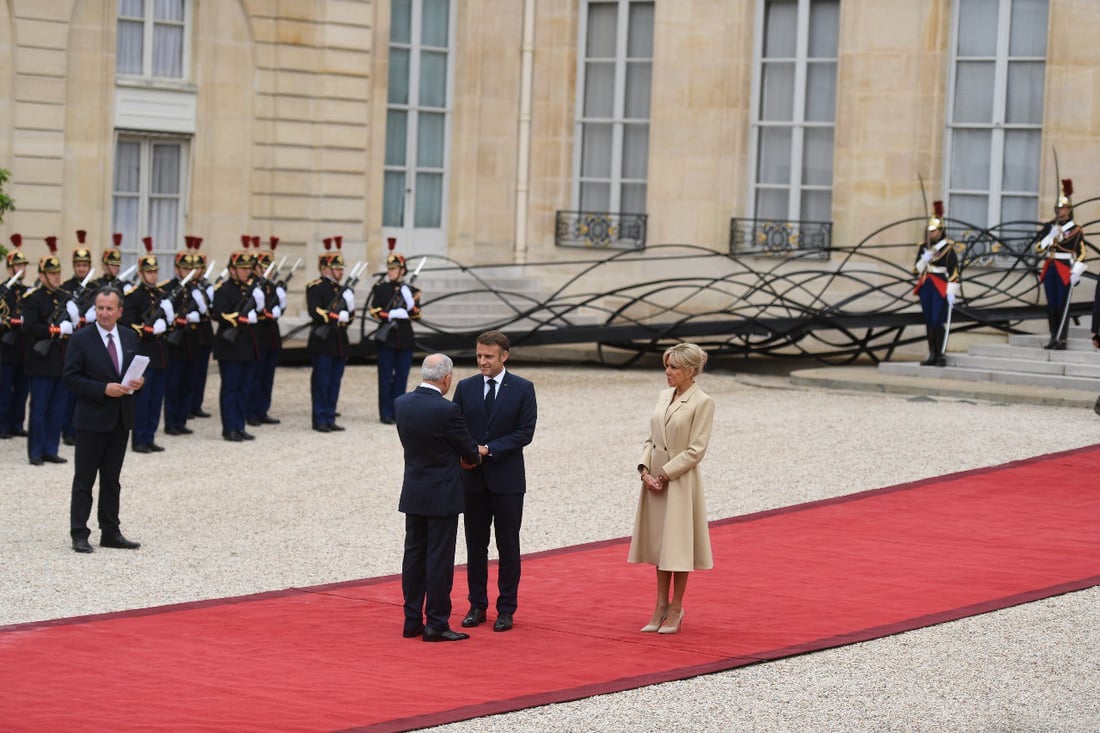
[107,332,120,375]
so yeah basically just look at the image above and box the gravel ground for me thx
[1,363,1098,732]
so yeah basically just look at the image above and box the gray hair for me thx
[421,353,453,382]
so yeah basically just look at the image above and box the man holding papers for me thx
[62,286,145,553]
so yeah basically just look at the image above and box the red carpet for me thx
[2,445,1099,732]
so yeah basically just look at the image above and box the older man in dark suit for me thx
[394,353,481,642]
[452,331,538,633]
[62,287,144,553]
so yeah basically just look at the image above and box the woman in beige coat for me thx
[629,342,714,634]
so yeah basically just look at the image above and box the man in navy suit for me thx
[453,331,537,632]
[62,287,145,553]
[394,353,481,642]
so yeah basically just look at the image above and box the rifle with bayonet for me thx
[32,285,81,357]
[0,270,25,346]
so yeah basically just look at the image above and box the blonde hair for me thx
[663,342,708,376]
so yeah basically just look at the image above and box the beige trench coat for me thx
[627,383,714,571]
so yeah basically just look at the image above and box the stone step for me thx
[1009,333,1096,351]
[947,354,1066,375]
[969,343,1100,364]
[879,361,1100,391]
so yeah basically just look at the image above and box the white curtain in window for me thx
[953,62,996,123]
[951,129,992,189]
[422,0,449,47]
[763,0,797,57]
[580,124,613,179]
[385,111,408,166]
[958,0,999,55]
[153,23,183,78]
[1002,129,1040,191]
[417,112,445,169]
[625,62,651,119]
[621,183,647,215]
[117,19,144,74]
[584,61,615,117]
[757,127,792,185]
[1005,61,1044,124]
[801,127,833,186]
[114,141,141,193]
[805,62,836,122]
[586,4,618,57]
[391,0,412,42]
[388,49,410,105]
[800,190,831,222]
[1009,0,1048,55]
[414,173,442,227]
[627,2,653,57]
[580,182,610,212]
[418,51,447,108]
[808,0,840,57]
[622,123,649,180]
[383,172,406,227]
[760,63,795,122]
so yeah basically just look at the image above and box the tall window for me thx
[116,0,187,79]
[383,0,452,230]
[574,0,654,214]
[946,0,1047,228]
[113,136,188,270]
[750,0,839,222]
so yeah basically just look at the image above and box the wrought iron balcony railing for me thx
[730,218,832,260]
[555,210,647,250]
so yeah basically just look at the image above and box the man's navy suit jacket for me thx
[452,371,537,495]
[394,386,480,517]
[63,324,139,432]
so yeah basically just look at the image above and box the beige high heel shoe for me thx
[640,608,669,633]
[657,608,684,634]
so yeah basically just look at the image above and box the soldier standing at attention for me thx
[0,237,30,440]
[912,201,960,367]
[212,249,261,442]
[163,241,204,437]
[246,236,285,427]
[122,238,173,453]
[22,239,80,465]
[306,237,352,433]
[368,250,422,425]
[1035,178,1087,350]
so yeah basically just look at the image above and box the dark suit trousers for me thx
[464,491,524,614]
[70,422,129,540]
[402,513,459,631]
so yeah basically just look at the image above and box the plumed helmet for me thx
[7,233,28,267]
[386,253,407,271]
[73,230,92,263]
[1057,178,1074,210]
[102,234,123,265]
[38,255,62,273]
[927,200,945,232]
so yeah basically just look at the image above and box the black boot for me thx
[920,326,937,366]
[932,326,947,366]
[1044,311,1059,349]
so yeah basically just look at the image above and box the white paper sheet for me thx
[122,354,149,392]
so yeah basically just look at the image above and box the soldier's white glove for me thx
[271,305,282,319]
[206,285,214,301]
[187,311,201,324]
[252,287,265,310]
[337,310,350,323]
[159,299,175,322]
[59,321,74,336]
[400,285,415,310]
[1071,261,1087,286]
[388,307,409,320]
[920,250,933,264]
[342,290,355,311]
[84,305,96,323]
[947,292,956,306]
[191,288,208,314]
[66,300,80,322]
[246,310,258,324]
[276,286,287,309]
[152,318,167,335]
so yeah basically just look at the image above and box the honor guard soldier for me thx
[92,234,125,291]
[1035,178,1087,350]
[1,236,30,439]
[163,239,205,436]
[186,237,215,419]
[59,231,97,446]
[368,247,422,424]
[913,201,960,367]
[307,237,352,432]
[122,238,173,453]
[246,236,284,426]
[212,248,261,441]
[21,239,80,464]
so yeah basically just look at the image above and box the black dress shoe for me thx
[101,534,141,549]
[11,428,27,437]
[240,430,255,441]
[42,454,68,464]
[402,623,425,638]
[422,627,469,642]
[133,444,152,453]
[165,426,193,436]
[380,416,396,425]
[148,443,165,452]
[223,431,244,442]
[0,432,11,439]
[29,457,44,466]
[312,424,331,433]
[246,418,262,426]
[72,538,94,554]
[493,613,514,632]
[62,434,75,446]
[260,415,281,425]
[189,409,211,418]
[329,423,345,432]
[461,607,487,628]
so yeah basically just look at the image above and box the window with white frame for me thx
[112,135,189,270]
[383,0,453,230]
[116,0,187,79]
[574,0,653,214]
[945,0,1047,230]
[750,0,838,222]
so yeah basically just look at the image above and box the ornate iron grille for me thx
[730,218,832,259]
[555,211,647,250]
